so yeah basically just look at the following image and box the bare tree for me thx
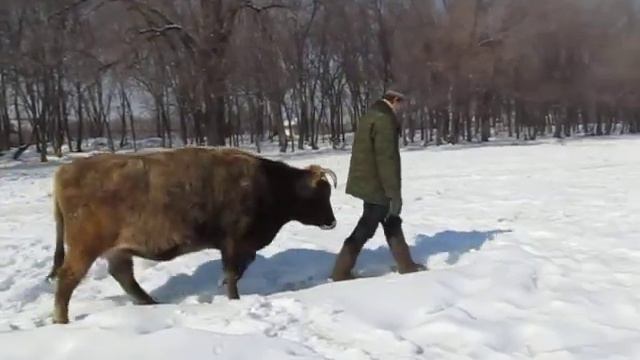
[2,0,637,161]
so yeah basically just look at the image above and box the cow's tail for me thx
[46,192,65,282]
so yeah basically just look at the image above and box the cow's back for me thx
[53,148,263,257]
[55,153,150,215]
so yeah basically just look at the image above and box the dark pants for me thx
[345,202,403,249]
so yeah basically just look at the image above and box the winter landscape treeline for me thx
[0,0,639,161]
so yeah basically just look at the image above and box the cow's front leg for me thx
[221,251,256,300]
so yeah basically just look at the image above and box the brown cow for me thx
[46,147,338,324]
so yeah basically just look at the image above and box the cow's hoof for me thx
[398,263,427,274]
[136,298,158,306]
[52,308,69,324]
[52,316,69,324]
[330,271,357,282]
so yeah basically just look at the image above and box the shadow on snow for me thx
[150,229,511,303]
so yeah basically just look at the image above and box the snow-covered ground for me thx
[1,136,640,359]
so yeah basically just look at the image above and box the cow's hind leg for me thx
[53,250,97,324]
[106,251,157,305]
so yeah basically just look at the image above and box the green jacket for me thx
[346,100,401,205]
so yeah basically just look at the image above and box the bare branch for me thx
[138,24,183,36]
[243,3,289,13]
[477,37,502,48]
[124,1,198,54]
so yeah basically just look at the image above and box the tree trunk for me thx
[177,98,188,146]
[215,94,226,146]
[506,99,513,138]
[62,82,72,154]
[119,87,128,149]
[480,92,491,142]
[420,108,426,144]
[124,89,137,151]
[0,76,9,151]
[14,84,23,146]
[100,83,115,152]
[270,98,287,152]
[436,109,445,145]
[76,82,83,152]
[54,69,65,157]
[162,92,172,148]
[297,86,308,150]
[339,94,346,146]
[193,109,204,145]
[105,116,115,152]
[605,110,614,135]
[284,100,295,152]
[465,104,472,142]
[553,107,563,138]
[584,100,596,135]
[565,106,575,137]
[595,106,603,136]
[515,98,524,140]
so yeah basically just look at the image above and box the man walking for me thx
[331,88,425,281]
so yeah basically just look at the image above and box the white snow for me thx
[1,136,640,359]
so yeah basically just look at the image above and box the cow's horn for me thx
[322,167,338,189]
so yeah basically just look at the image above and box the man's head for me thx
[382,89,407,112]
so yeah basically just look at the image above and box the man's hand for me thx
[388,197,402,218]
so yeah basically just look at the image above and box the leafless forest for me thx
[1,0,639,161]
